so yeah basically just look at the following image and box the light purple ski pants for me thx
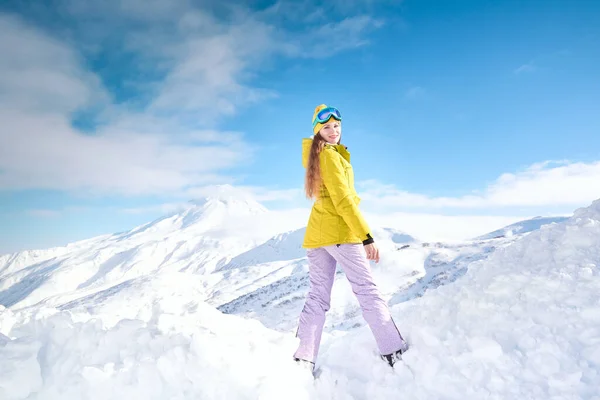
[293,244,408,362]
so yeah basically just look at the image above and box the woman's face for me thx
[318,119,341,144]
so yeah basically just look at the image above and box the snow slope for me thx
[1,197,599,399]
[383,202,600,399]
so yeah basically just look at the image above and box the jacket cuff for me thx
[362,233,374,246]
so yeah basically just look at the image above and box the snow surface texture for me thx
[1,195,599,399]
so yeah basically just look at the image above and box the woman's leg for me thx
[293,247,337,363]
[327,244,408,356]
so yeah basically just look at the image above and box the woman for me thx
[293,104,409,371]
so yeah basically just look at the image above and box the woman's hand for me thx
[364,243,380,263]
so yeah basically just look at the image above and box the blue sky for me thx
[1,0,599,253]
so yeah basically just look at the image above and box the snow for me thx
[1,196,599,399]
[0,302,313,400]
[389,202,600,399]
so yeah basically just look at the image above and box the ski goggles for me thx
[312,107,342,129]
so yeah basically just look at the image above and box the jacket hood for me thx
[302,138,350,168]
[302,138,312,168]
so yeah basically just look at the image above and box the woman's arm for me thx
[321,149,373,245]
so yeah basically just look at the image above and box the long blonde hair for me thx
[304,133,342,199]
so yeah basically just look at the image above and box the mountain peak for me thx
[117,187,268,240]
[187,184,267,211]
[184,196,267,218]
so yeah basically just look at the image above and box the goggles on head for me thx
[312,107,342,129]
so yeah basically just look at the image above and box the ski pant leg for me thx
[327,243,408,356]
[293,247,337,362]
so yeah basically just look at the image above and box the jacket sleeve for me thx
[321,149,374,244]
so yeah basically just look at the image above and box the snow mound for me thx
[0,300,316,400]
[386,199,600,398]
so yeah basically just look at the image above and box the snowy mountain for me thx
[1,197,599,399]
[474,215,569,240]
[0,196,283,310]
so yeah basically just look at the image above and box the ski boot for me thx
[382,348,406,367]
[294,357,315,372]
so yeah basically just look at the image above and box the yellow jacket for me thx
[302,138,373,248]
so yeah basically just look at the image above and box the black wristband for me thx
[362,233,374,246]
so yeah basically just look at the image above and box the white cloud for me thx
[485,160,600,207]
[259,2,384,57]
[118,185,305,216]
[404,86,426,99]
[0,14,109,114]
[27,209,61,218]
[285,16,383,58]
[253,188,305,202]
[119,202,189,215]
[63,0,193,22]
[514,62,536,74]
[358,160,600,211]
[65,3,281,122]
[262,0,327,23]
[262,0,394,22]
[366,211,525,242]
[0,110,248,195]
[147,17,279,122]
[182,184,304,204]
